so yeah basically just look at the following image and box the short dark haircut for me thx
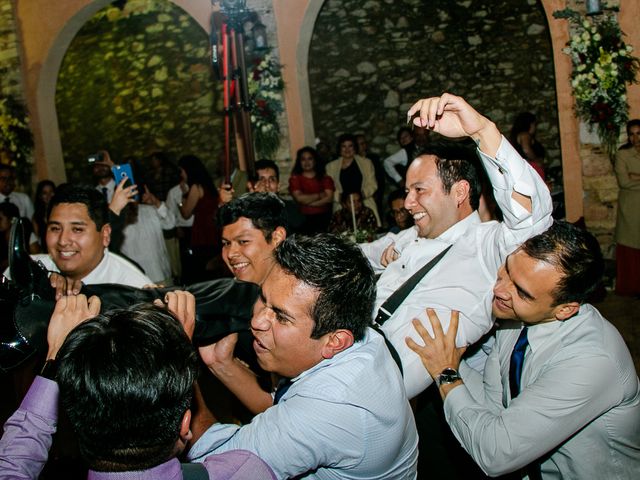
[621,119,640,149]
[520,221,604,306]
[217,192,288,240]
[292,146,325,177]
[56,304,199,471]
[274,234,376,341]
[48,184,109,231]
[251,159,280,182]
[336,133,357,156]
[0,201,20,220]
[387,189,406,207]
[418,141,482,211]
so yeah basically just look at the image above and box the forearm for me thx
[208,359,273,414]
[293,191,324,205]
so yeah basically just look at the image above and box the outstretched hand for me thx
[406,308,467,379]
[109,177,137,215]
[47,294,101,360]
[407,93,488,139]
[198,333,239,372]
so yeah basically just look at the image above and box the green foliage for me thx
[0,95,33,185]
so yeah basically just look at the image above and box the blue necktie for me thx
[273,378,292,404]
[509,326,529,399]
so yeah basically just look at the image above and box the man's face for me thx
[0,170,16,196]
[251,265,327,377]
[46,203,110,282]
[404,155,460,239]
[492,249,564,325]
[390,198,412,229]
[252,168,279,193]
[628,125,640,148]
[92,163,112,181]
[221,216,284,284]
[356,136,367,155]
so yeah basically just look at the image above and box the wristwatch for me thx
[435,367,462,388]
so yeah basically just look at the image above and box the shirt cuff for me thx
[21,377,60,422]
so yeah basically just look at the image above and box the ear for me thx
[101,224,112,248]
[270,226,287,246]
[321,329,354,359]
[179,409,192,443]
[554,302,580,321]
[453,180,471,208]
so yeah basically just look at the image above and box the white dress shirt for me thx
[4,250,151,287]
[445,305,640,478]
[0,191,35,219]
[188,328,419,479]
[121,203,176,283]
[383,148,409,184]
[360,138,553,399]
[95,178,116,203]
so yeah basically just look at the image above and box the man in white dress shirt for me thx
[408,221,640,479]
[360,93,553,399]
[4,184,150,290]
[0,164,34,219]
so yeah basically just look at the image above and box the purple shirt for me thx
[0,377,275,480]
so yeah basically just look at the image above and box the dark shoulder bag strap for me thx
[373,245,453,376]
[181,462,209,480]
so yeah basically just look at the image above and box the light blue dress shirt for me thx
[188,328,418,479]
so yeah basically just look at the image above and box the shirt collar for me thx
[435,211,481,244]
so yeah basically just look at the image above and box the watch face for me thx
[437,368,461,386]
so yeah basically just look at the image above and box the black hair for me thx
[521,221,604,306]
[340,190,362,204]
[620,119,640,150]
[48,184,109,231]
[251,159,280,182]
[274,234,376,341]
[387,189,406,207]
[292,146,325,177]
[178,155,217,195]
[56,304,199,471]
[0,201,19,220]
[336,133,357,157]
[217,192,288,240]
[418,141,482,211]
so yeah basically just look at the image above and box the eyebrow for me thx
[259,288,294,323]
[47,220,88,226]
[505,255,536,301]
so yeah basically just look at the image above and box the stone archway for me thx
[15,0,213,184]
[274,0,582,219]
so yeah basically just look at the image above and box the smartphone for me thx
[87,152,104,163]
[111,164,139,200]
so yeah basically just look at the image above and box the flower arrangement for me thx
[0,95,34,184]
[248,50,284,158]
[554,6,639,159]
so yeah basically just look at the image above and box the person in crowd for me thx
[0,202,21,271]
[387,189,413,233]
[328,191,378,241]
[145,151,181,202]
[508,111,546,181]
[288,147,335,234]
[408,221,640,478]
[314,139,334,167]
[120,186,176,286]
[383,126,419,187]
[166,170,193,285]
[177,155,230,283]
[614,118,640,297]
[248,159,305,233]
[356,133,386,214]
[91,150,117,203]
[3,184,151,289]
[326,133,380,226]
[0,291,276,479]
[218,193,287,286]
[360,93,552,478]
[31,180,56,253]
[187,234,418,479]
[0,164,35,221]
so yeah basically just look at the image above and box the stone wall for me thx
[308,0,560,173]
[0,0,22,99]
[55,0,223,183]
